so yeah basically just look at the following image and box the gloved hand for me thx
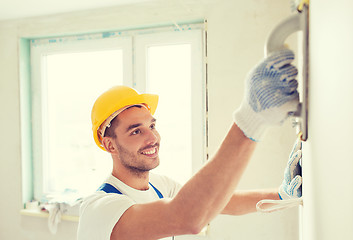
[279,138,302,199]
[233,49,299,141]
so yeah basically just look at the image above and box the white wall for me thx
[302,1,353,239]
[0,1,299,239]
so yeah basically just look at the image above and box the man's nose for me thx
[145,129,159,145]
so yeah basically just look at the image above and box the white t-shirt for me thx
[77,173,182,240]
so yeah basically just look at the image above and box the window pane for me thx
[147,44,192,184]
[44,50,123,195]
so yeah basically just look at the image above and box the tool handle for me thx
[264,10,309,141]
[264,13,304,57]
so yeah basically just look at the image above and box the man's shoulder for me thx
[81,188,132,208]
[78,189,135,240]
[80,175,134,210]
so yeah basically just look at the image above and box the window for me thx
[22,23,206,202]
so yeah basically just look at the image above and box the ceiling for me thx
[0,0,153,21]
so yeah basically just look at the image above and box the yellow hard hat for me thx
[91,85,158,151]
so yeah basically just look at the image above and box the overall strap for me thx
[97,182,164,199]
[97,183,122,194]
[148,182,164,199]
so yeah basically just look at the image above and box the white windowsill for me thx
[20,209,79,222]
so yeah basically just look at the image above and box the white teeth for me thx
[142,148,156,155]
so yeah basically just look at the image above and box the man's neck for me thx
[112,166,150,191]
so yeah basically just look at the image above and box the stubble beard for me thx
[116,142,160,177]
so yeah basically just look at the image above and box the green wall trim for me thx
[19,38,34,203]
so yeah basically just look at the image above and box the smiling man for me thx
[77,49,303,240]
[103,105,161,187]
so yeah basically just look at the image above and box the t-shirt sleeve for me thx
[77,192,135,240]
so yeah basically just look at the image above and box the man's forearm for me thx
[169,123,256,232]
[222,189,280,215]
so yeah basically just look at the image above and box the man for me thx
[77,49,302,240]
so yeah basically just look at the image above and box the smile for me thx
[141,147,158,156]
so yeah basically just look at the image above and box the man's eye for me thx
[131,129,141,135]
[150,123,156,129]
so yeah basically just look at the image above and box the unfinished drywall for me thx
[301,1,353,239]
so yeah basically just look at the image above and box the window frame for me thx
[134,29,207,176]
[30,37,133,200]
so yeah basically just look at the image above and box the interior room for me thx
[1,0,352,240]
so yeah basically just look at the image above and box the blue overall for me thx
[97,182,164,199]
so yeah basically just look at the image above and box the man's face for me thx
[112,106,161,174]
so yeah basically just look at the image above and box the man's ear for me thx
[102,137,117,153]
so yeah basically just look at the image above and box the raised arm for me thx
[111,124,255,240]
[111,49,299,240]
[221,189,280,215]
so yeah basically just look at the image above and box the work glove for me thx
[233,49,299,141]
[279,138,302,199]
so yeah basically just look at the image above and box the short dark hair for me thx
[103,105,144,139]
[104,117,119,139]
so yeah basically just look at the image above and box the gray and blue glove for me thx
[279,138,302,199]
[233,49,299,141]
